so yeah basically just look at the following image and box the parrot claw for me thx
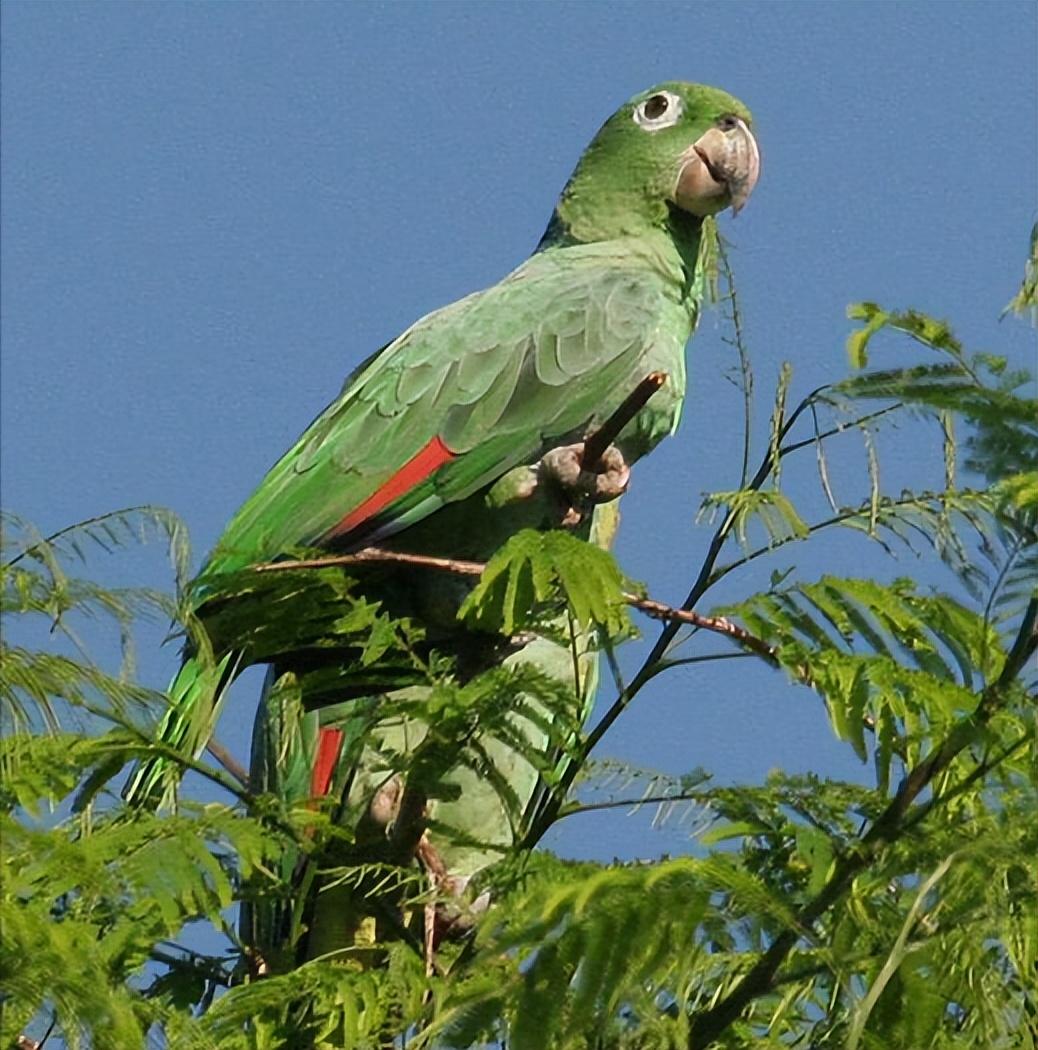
[538,441,630,524]
[416,835,491,964]
[367,774,403,829]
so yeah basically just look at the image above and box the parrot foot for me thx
[367,773,403,829]
[416,834,491,962]
[539,441,630,525]
[243,946,270,979]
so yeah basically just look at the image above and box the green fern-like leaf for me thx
[846,303,967,370]
[1002,220,1038,323]
[718,577,1004,776]
[698,488,809,548]
[459,528,629,636]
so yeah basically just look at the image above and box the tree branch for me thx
[253,549,779,664]
[253,548,487,576]
[556,789,710,820]
[205,737,251,789]
[582,371,668,467]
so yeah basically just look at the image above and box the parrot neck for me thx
[663,204,707,289]
[537,198,705,303]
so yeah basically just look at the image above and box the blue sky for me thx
[2,1,1035,864]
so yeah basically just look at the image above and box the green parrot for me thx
[124,80,758,964]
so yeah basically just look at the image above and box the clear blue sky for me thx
[2,2,1035,863]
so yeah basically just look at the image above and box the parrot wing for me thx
[205,247,673,576]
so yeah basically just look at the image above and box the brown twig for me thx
[628,594,778,664]
[206,737,251,789]
[582,371,668,468]
[253,548,485,576]
[252,547,777,661]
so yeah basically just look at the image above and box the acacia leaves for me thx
[459,527,630,637]
[841,305,1038,484]
[845,302,968,371]
[720,576,1003,779]
[1,792,280,1050]
[5,240,1038,1049]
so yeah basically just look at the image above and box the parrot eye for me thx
[716,114,740,131]
[633,91,683,131]
[644,95,669,119]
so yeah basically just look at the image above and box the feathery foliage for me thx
[4,247,1036,1049]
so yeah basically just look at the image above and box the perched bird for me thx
[124,80,758,965]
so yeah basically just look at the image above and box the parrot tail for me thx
[122,649,239,808]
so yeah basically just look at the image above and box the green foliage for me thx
[430,859,713,1050]
[718,576,1007,781]
[1002,221,1038,322]
[1,753,283,1048]
[4,247,1036,1050]
[845,301,968,371]
[698,488,809,547]
[839,308,1037,483]
[459,527,630,637]
[195,949,429,1050]
[195,560,422,673]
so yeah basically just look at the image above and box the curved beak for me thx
[674,118,760,217]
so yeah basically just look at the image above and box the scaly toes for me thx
[538,444,586,492]
[539,441,630,503]
[593,445,631,501]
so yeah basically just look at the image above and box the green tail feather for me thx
[123,650,237,807]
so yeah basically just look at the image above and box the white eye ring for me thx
[633,91,683,132]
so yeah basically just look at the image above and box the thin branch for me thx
[254,548,486,576]
[629,594,778,664]
[253,549,779,664]
[3,505,157,568]
[779,404,903,457]
[980,530,1028,670]
[72,699,258,809]
[583,371,668,468]
[998,596,1038,686]
[598,630,627,695]
[903,732,1031,832]
[17,1011,56,1050]
[557,789,710,819]
[205,737,251,789]
[655,651,755,670]
[717,237,754,488]
[707,491,966,588]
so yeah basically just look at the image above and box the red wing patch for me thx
[310,727,345,798]
[324,436,456,541]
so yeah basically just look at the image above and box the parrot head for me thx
[550,81,759,244]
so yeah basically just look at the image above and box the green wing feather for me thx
[204,242,690,578]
